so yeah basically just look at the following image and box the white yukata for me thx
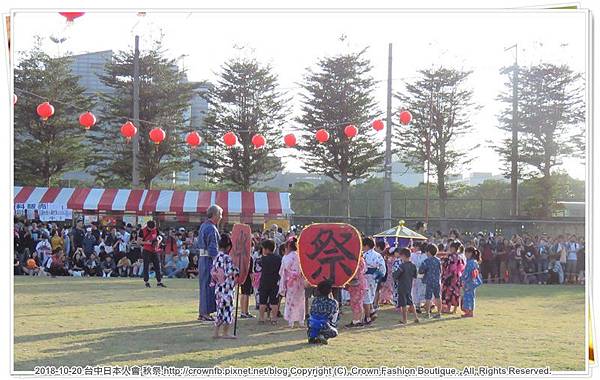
[362,249,386,305]
[411,251,427,306]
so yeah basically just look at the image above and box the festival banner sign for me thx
[298,223,362,287]
[231,223,252,285]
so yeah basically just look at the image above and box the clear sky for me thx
[12,10,588,180]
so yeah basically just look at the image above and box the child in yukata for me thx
[211,233,240,339]
[278,237,306,328]
[392,247,420,325]
[410,242,427,314]
[460,247,483,318]
[344,255,368,328]
[307,279,339,345]
[418,244,443,319]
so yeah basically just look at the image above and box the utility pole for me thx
[383,43,393,230]
[505,44,519,216]
[425,71,433,226]
[132,35,140,188]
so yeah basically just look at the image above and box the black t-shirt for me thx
[395,261,417,292]
[259,254,281,290]
[72,227,85,248]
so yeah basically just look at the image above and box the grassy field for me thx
[13,276,586,371]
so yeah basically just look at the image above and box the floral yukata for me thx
[211,251,239,326]
[378,256,395,305]
[278,250,306,325]
[461,258,482,312]
[441,253,465,308]
[346,257,368,315]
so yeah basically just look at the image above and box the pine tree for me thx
[90,39,198,188]
[494,63,585,217]
[394,67,479,227]
[14,38,94,187]
[295,48,384,217]
[195,57,287,191]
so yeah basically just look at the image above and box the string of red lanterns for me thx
[20,93,413,149]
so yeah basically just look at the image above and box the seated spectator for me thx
[14,253,23,275]
[47,248,68,277]
[70,249,86,277]
[132,258,143,278]
[547,255,564,285]
[187,254,199,279]
[35,234,53,267]
[85,253,99,277]
[101,256,116,278]
[23,255,42,276]
[165,255,179,278]
[117,256,132,277]
[168,254,189,278]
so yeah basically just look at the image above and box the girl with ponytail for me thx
[460,247,483,318]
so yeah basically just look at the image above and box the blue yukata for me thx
[419,256,442,300]
[461,259,483,311]
[196,220,220,316]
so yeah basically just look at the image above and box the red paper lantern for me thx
[344,124,358,139]
[223,132,237,147]
[372,119,384,132]
[13,94,17,105]
[399,110,413,125]
[36,101,55,121]
[315,129,329,143]
[59,12,85,22]
[251,134,266,149]
[284,133,296,147]
[79,111,96,130]
[186,131,202,148]
[149,127,166,145]
[120,121,137,141]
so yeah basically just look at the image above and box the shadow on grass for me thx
[14,319,309,370]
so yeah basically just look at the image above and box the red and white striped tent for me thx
[14,186,293,219]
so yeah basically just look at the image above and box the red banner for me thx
[298,223,362,287]
[230,223,252,285]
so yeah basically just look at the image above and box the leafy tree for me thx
[494,63,585,217]
[14,38,94,186]
[195,57,287,191]
[90,39,198,188]
[395,67,479,228]
[295,48,384,217]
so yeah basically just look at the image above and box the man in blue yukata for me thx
[196,204,223,322]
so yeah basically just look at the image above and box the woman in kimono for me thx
[278,237,306,328]
[461,247,483,318]
[378,247,395,306]
[441,241,465,314]
[211,233,239,339]
[344,255,368,328]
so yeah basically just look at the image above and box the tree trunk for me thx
[541,169,552,218]
[340,174,351,222]
[437,170,448,233]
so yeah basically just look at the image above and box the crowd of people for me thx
[13,215,585,344]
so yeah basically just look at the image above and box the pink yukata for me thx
[379,256,395,305]
[278,250,306,325]
[346,257,368,315]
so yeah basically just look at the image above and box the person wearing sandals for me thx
[344,254,367,328]
[211,233,239,339]
[239,250,255,319]
[362,237,386,325]
[392,247,420,325]
[196,205,222,322]
[278,237,305,328]
[258,239,282,325]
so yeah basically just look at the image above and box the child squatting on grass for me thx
[307,279,339,344]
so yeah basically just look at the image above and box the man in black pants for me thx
[139,220,166,288]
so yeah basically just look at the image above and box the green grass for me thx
[13,277,585,371]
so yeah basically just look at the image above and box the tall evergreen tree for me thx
[195,57,287,191]
[90,39,198,188]
[394,67,479,227]
[494,63,585,217]
[14,38,94,187]
[295,48,384,217]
